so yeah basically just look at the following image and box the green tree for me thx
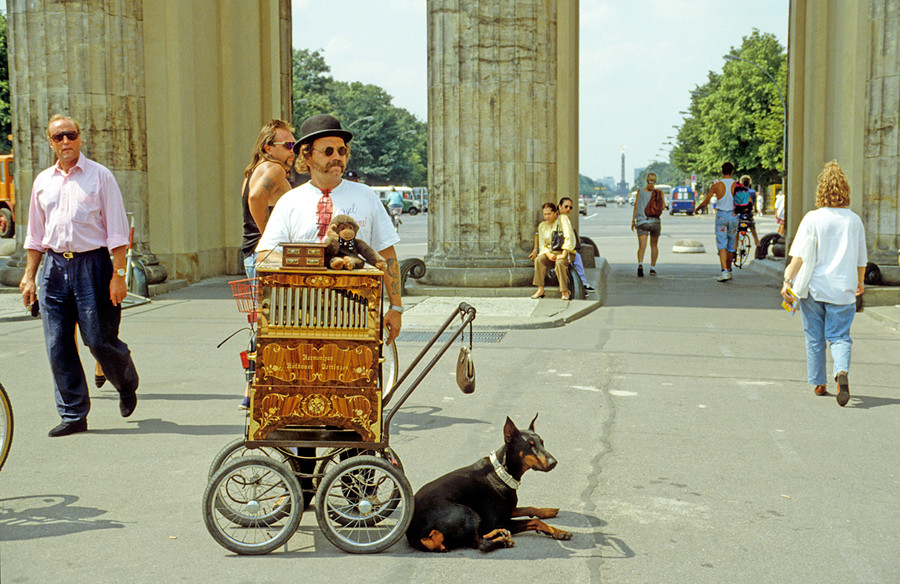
[672,30,785,189]
[291,48,427,185]
[0,10,10,154]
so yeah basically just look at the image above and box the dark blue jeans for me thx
[39,248,139,422]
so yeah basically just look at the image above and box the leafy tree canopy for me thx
[292,48,426,186]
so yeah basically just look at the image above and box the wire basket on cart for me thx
[228,278,258,323]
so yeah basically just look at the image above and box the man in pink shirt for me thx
[19,114,140,437]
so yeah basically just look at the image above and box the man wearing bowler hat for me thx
[256,114,403,343]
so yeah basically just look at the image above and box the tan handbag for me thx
[455,322,475,394]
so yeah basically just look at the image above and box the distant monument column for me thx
[423,0,578,287]
[2,0,166,286]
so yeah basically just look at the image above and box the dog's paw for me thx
[552,529,573,541]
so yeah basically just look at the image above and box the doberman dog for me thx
[406,415,572,553]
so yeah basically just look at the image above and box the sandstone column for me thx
[3,0,166,286]
[424,0,578,287]
[864,0,900,273]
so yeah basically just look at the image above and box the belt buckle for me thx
[62,251,74,259]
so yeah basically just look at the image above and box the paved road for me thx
[1,207,898,583]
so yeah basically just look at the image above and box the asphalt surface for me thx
[1,207,899,583]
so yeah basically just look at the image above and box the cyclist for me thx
[733,175,760,251]
[387,187,403,230]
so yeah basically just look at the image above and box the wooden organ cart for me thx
[203,245,477,555]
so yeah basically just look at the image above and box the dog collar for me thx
[489,451,519,490]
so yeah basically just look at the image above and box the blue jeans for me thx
[571,252,587,286]
[797,296,855,386]
[715,210,738,252]
[39,249,139,422]
[243,253,257,279]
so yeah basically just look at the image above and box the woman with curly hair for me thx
[781,161,867,406]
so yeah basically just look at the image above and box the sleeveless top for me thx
[241,174,273,258]
[716,178,736,212]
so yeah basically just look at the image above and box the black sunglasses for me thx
[272,141,295,151]
[51,131,79,143]
[313,146,348,157]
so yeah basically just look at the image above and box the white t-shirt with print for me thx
[257,179,400,255]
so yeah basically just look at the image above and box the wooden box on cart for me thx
[250,262,384,445]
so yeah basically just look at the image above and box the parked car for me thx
[578,195,587,215]
[669,186,696,215]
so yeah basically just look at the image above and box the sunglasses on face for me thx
[561,204,572,209]
[313,146,348,157]
[51,131,79,142]
[273,141,295,151]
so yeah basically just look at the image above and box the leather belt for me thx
[51,248,103,260]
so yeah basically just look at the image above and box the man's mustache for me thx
[327,161,344,170]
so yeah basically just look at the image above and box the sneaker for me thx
[584,284,596,293]
[239,396,250,410]
[637,265,644,277]
[649,268,657,276]
[716,270,732,282]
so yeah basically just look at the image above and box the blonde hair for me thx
[46,114,81,140]
[244,119,294,178]
[646,172,657,181]
[815,160,850,208]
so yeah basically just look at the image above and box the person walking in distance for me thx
[20,114,140,437]
[696,162,739,281]
[630,172,664,276]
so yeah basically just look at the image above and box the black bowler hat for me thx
[293,114,353,153]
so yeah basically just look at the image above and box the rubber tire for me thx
[408,207,419,216]
[315,455,413,554]
[0,383,12,472]
[0,208,13,238]
[735,232,751,268]
[203,455,302,555]
[207,437,292,481]
[567,264,586,300]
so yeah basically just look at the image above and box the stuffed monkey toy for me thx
[323,214,387,271]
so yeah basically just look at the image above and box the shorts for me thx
[389,205,402,216]
[715,210,739,252]
[635,220,661,237]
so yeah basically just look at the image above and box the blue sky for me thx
[292,0,788,184]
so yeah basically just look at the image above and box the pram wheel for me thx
[315,455,413,554]
[203,455,302,555]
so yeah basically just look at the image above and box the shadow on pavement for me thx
[0,494,124,541]
[87,418,243,436]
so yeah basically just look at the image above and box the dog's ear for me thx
[504,417,519,444]
[529,413,539,431]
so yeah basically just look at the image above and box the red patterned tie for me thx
[316,188,333,241]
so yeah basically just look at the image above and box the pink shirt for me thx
[24,154,131,253]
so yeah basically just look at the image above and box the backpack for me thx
[644,189,665,218]
[733,184,752,215]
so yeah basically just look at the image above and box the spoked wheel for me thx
[207,437,292,480]
[0,383,12,472]
[313,449,404,515]
[735,232,752,268]
[203,455,302,555]
[315,455,413,554]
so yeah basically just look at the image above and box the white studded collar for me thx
[489,450,520,490]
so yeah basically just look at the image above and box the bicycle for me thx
[734,218,753,269]
[389,205,402,232]
[0,382,13,472]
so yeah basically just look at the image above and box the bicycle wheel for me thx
[0,383,12,472]
[203,455,302,555]
[315,455,413,554]
[735,232,751,268]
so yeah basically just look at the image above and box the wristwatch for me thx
[389,305,404,314]
[115,268,127,277]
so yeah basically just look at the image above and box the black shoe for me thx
[49,419,88,437]
[637,265,644,277]
[120,392,138,418]
[584,284,596,293]
[94,374,106,388]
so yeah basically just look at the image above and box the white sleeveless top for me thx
[716,178,736,212]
